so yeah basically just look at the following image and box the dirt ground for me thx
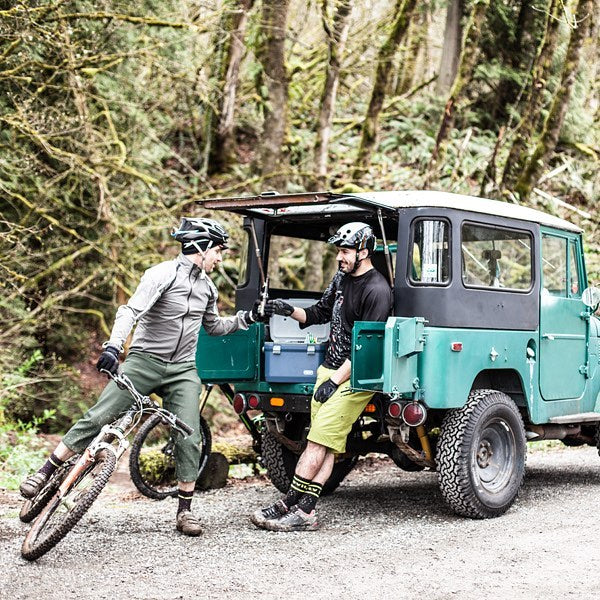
[1,444,600,600]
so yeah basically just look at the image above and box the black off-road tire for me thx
[561,437,586,447]
[261,429,298,494]
[19,456,79,523]
[261,429,358,496]
[437,389,526,519]
[323,455,358,495]
[21,449,116,561]
[129,413,212,500]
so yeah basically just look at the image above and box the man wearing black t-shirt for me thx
[251,222,393,531]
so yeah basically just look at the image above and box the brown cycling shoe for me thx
[176,510,203,536]
[20,472,49,499]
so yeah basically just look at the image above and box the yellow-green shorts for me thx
[307,365,374,454]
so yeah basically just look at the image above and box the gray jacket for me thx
[107,253,249,362]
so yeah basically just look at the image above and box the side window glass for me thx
[568,240,580,298]
[410,220,450,284]
[462,224,532,290]
[542,235,567,296]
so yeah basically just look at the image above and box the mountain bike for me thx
[20,370,193,561]
[128,382,264,500]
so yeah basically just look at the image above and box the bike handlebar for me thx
[101,369,194,437]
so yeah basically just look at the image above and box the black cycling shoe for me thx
[250,499,289,529]
[19,472,49,499]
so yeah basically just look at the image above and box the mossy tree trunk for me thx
[429,0,490,173]
[491,0,549,122]
[256,0,290,192]
[515,0,593,201]
[352,0,418,182]
[207,0,255,173]
[305,241,325,291]
[310,0,353,190]
[396,5,429,96]
[500,0,561,194]
[436,0,464,95]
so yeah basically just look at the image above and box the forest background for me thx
[0,0,598,483]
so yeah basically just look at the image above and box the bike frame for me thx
[57,371,191,499]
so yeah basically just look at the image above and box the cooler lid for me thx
[269,298,330,343]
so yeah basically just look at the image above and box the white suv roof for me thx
[204,190,582,233]
[348,191,582,233]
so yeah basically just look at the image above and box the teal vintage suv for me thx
[197,190,600,518]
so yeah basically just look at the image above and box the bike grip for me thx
[175,418,194,436]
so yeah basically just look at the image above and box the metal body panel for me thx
[196,324,262,382]
[414,327,535,409]
[539,227,589,400]
[351,317,600,424]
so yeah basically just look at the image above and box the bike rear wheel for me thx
[129,413,212,500]
[21,449,116,561]
[20,456,79,523]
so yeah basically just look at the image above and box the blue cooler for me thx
[264,299,330,384]
[264,342,327,383]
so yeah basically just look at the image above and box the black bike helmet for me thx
[172,217,229,255]
[328,222,376,255]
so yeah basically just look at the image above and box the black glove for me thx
[246,299,275,324]
[96,345,120,375]
[268,299,294,317]
[313,378,339,403]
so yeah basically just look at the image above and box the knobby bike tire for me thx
[19,456,79,523]
[21,449,116,561]
[129,413,212,500]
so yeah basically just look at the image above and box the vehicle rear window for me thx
[410,219,450,285]
[462,224,532,291]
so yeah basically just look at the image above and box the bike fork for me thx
[57,448,95,497]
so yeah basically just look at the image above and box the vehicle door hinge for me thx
[579,364,589,377]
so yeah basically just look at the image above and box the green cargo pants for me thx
[62,351,202,482]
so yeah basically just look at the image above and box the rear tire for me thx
[129,413,212,500]
[437,389,526,519]
[261,429,357,496]
[21,449,116,561]
[261,429,298,494]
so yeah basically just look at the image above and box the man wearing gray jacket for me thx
[20,217,268,536]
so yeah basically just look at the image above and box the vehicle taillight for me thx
[232,393,247,414]
[248,394,260,409]
[402,402,427,427]
[388,401,402,418]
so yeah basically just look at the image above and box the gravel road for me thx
[2,445,600,600]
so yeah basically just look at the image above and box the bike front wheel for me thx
[129,413,212,500]
[21,448,116,561]
[19,456,80,523]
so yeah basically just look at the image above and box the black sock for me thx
[296,481,323,514]
[39,453,65,477]
[178,490,193,514]
[284,474,313,508]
